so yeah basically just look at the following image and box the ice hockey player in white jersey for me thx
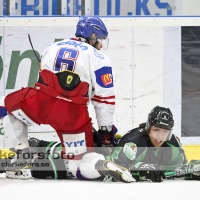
[2,16,135,183]
[41,17,114,132]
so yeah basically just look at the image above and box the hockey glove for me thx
[96,125,118,155]
[97,125,118,147]
[185,160,200,181]
[131,163,166,182]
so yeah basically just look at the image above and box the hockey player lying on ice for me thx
[0,106,199,182]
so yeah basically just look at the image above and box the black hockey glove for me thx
[131,163,166,182]
[185,160,200,181]
[96,125,118,155]
[97,125,118,146]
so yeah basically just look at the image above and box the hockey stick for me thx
[28,34,41,63]
[166,166,200,178]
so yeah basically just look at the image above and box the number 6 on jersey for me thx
[54,48,79,72]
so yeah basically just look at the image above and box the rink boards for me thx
[0,131,199,162]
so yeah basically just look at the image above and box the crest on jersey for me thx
[123,142,137,160]
[94,67,113,88]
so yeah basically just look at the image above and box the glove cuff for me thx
[97,125,118,146]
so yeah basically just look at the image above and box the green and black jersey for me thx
[106,127,188,173]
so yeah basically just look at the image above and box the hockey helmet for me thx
[75,16,109,49]
[145,106,174,140]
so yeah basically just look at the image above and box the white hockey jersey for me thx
[40,38,115,127]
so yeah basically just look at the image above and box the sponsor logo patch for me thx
[95,67,113,88]
[63,132,87,155]
[123,142,137,160]
[12,109,38,126]
[101,73,113,86]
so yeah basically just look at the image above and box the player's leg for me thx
[2,113,33,176]
[59,122,135,183]
[3,89,41,177]
[28,138,73,179]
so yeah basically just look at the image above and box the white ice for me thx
[0,173,199,200]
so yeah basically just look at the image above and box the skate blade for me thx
[6,169,32,180]
[121,170,136,183]
[106,162,136,183]
[103,175,113,182]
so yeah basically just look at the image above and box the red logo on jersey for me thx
[101,74,112,86]
[131,146,135,150]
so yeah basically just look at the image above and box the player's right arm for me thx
[88,48,117,146]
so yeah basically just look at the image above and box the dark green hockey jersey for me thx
[106,127,188,176]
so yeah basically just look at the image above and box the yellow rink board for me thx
[183,145,200,162]
[0,146,200,162]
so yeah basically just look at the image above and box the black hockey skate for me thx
[28,137,41,147]
[28,137,42,153]
[95,160,136,183]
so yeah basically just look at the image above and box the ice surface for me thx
[0,173,199,200]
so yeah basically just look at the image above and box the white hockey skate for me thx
[6,169,32,179]
[5,147,33,179]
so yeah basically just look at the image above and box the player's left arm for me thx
[163,135,188,178]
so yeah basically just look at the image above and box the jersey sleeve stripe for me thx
[93,95,115,100]
[91,98,115,105]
